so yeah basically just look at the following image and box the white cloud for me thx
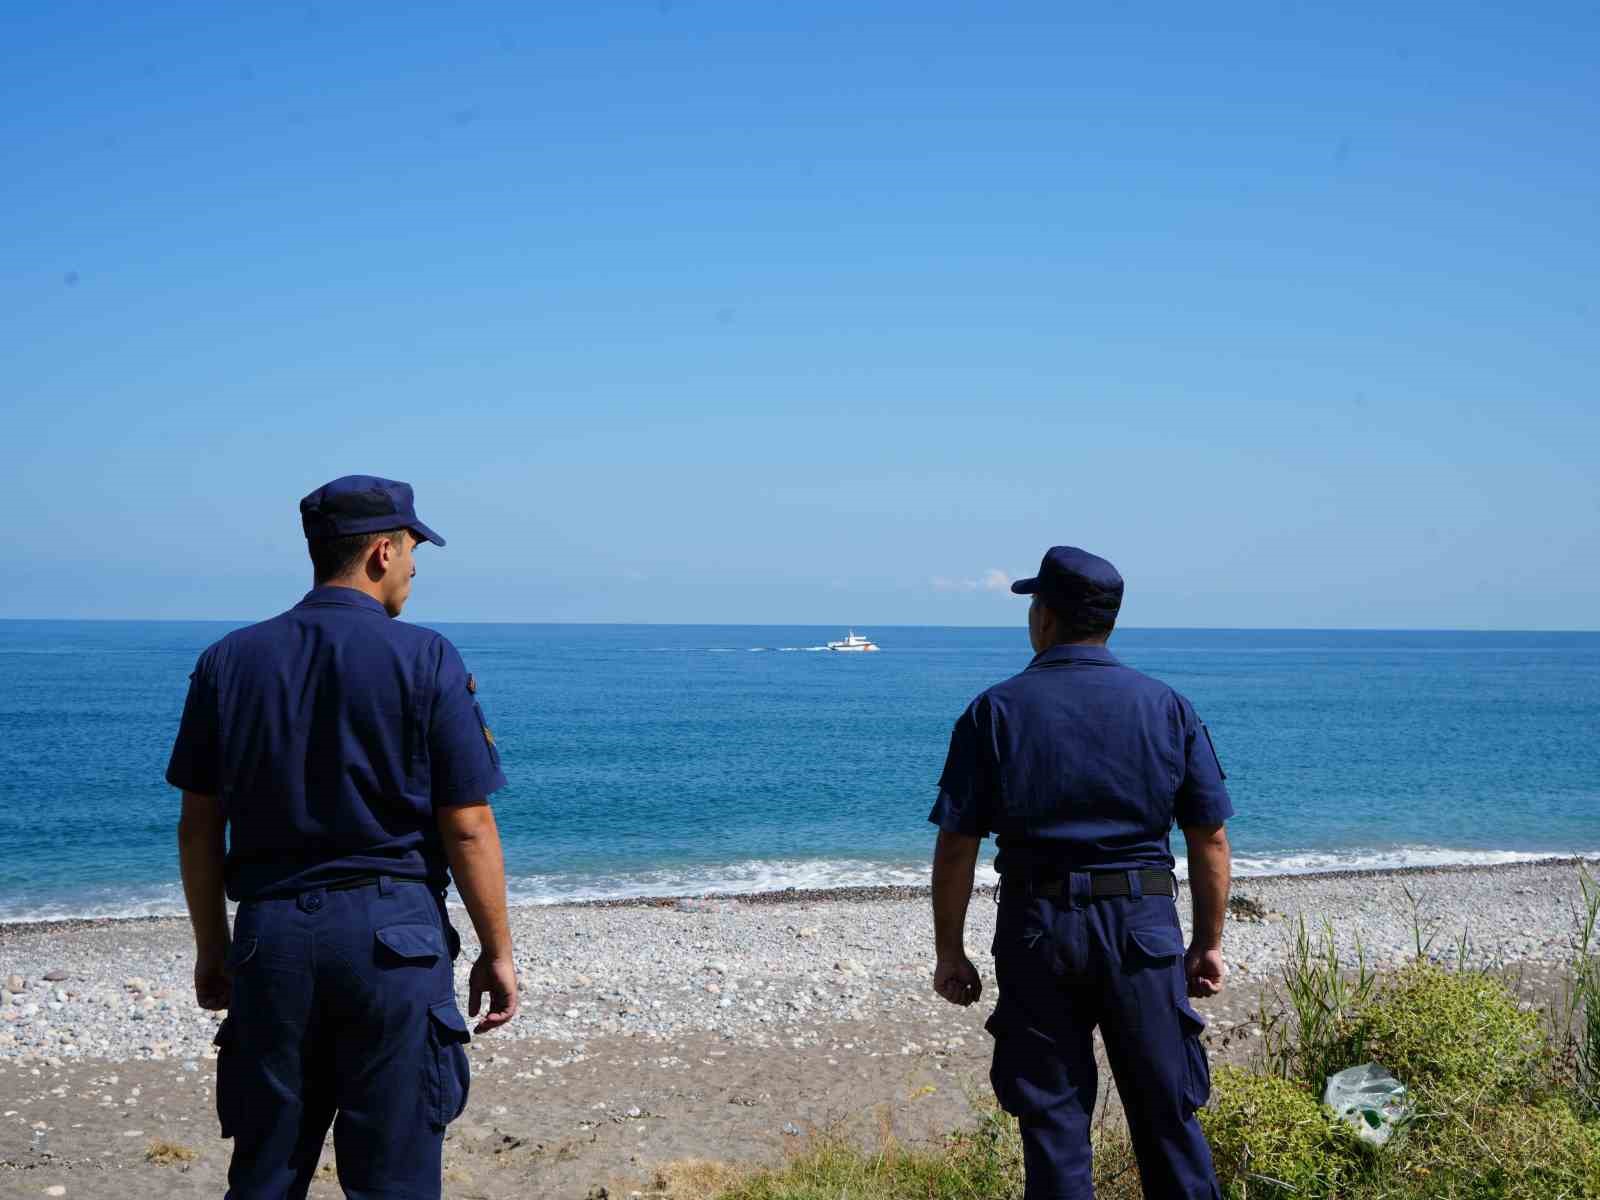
[931,568,1012,593]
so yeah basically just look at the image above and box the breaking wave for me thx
[4,848,1595,924]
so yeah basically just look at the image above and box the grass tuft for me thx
[144,1137,199,1166]
[1570,865,1600,1121]
[1200,1067,1360,1199]
[1356,961,1547,1109]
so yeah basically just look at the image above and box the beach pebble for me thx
[44,1188,66,1198]
[782,1121,802,1135]
[5,975,24,992]
[42,970,68,983]
[0,859,1594,1066]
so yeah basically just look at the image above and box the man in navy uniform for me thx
[928,546,1232,1199]
[168,475,519,1199]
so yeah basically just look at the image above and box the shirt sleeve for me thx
[166,650,222,794]
[928,695,996,838]
[1173,696,1234,828]
[428,637,508,808]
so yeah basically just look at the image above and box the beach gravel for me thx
[0,858,1592,1197]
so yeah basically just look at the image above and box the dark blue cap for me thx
[1011,545,1123,620]
[299,475,446,547]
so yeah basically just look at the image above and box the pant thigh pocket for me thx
[985,1003,1063,1119]
[1176,1000,1211,1111]
[212,1017,245,1138]
[426,999,472,1129]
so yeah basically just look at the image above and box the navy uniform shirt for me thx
[929,643,1232,874]
[166,586,508,900]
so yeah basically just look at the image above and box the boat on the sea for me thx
[826,630,880,652]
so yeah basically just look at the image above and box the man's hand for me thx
[194,945,231,1010]
[1185,943,1225,998]
[933,954,982,1006]
[437,802,518,1033]
[930,830,983,1007]
[1182,822,1231,1000]
[467,954,519,1034]
[178,791,231,1011]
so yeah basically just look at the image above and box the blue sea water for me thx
[1,622,1597,922]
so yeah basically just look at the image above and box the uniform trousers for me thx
[987,875,1220,1199]
[213,878,472,1199]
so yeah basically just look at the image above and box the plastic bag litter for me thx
[1323,1063,1413,1149]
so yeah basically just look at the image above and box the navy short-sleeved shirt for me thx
[166,586,508,900]
[929,643,1232,874]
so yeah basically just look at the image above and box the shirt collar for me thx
[1026,643,1121,670]
[294,585,391,616]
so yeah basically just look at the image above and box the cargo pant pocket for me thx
[1176,1000,1211,1112]
[985,1004,1065,1120]
[426,999,472,1130]
[212,1017,244,1139]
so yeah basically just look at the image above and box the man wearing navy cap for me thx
[168,475,518,1198]
[928,546,1232,1199]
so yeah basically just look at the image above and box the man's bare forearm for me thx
[1183,824,1232,950]
[177,792,229,957]
[932,831,981,959]
[438,803,514,960]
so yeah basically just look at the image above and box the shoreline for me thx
[3,853,1595,939]
[3,856,1593,1195]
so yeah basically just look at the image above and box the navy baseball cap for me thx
[1011,546,1123,620]
[299,475,446,547]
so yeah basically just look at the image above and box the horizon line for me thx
[2,618,1598,635]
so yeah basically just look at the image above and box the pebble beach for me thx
[1,857,1594,1198]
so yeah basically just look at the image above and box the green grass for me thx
[1199,1066,1364,1198]
[705,1110,1024,1200]
[676,866,1600,1200]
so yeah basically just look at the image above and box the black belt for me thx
[322,875,432,893]
[1027,869,1176,900]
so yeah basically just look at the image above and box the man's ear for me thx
[1040,605,1063,645]
[367,535,395,578]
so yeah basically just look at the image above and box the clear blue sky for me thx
[4,2,1597,628]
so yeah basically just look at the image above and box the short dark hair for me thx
[308,528,408,584]
[1044,602,1116,646]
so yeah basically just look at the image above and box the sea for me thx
[1,622,1597,923]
